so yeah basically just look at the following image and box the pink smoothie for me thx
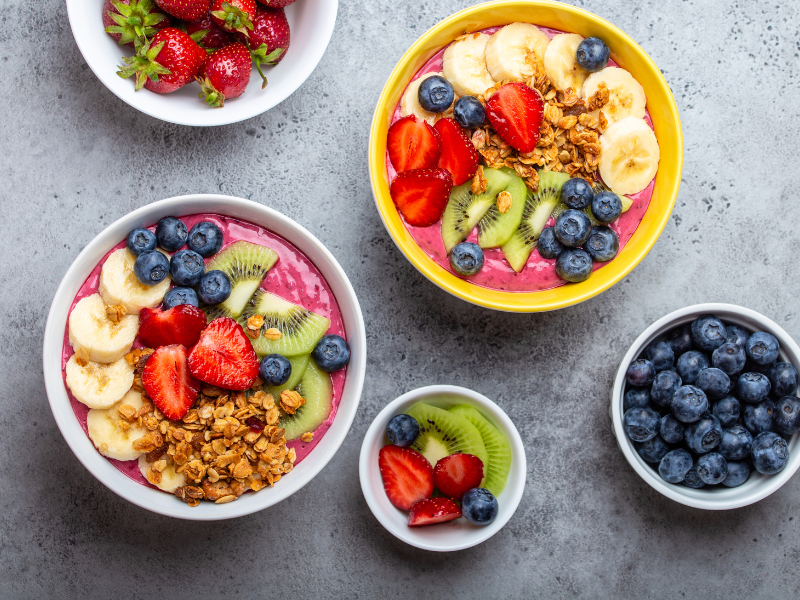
[61,213,347,489]
[387,25,656,292]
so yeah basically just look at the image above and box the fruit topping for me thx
[448,404,512,496]
[461,487,498,526]
[555,248,592,283]
[449,242,484,277]
[241,291,330,356]
[126,227,157,256]
[187,221,224,257]
[408,498,462,527]
[378,445,434,510]
[69,293,139,363]
[485,22,550,82]
[442,32,495,96]
[598,117,659,195]
[387,115,442,174]
[560,177,593,210]
[477,171,526,248]
[584,226,619,262]
[390,168,453,227]
[543,33,588,93]
[210,0,257,35]
[156,216,188,251]
[576,37,610,72]
[65,355,135,409]
[591,191,623,223]
[100,248,171,314]
[584,68,646,126]
[188,317,259,390]
[154,0,209,22]
[138,304,207,348]
[259,353,292,385]
[312,334,350,373]
[553,209,592,247]
[87,390,149,460]
[433,118,479,186]
[536,227,564,259]
[134,250,170,285]
[400,72,444,124]
[163,286,200,309]
[485,82,543,153]
[117,28,207,93]
[453,96,485,129]
[246,416,265,433]
[406,403,488,471]
[169,249,205,286]
[198,270,233,305]
[198,43,252,107]
[387,414,420,448]
[433,453,484,500]
[279,360,333,440]
[418,75,454,113]
[242,7,291,87]
[142,344,201,420]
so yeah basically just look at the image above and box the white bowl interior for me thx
[611,303,800,510]
[66,0,338,126]
[43,195,366,520]
[359,385,526,551]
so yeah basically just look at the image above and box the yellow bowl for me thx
[368,0,683,312]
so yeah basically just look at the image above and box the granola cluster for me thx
[245,314,283,341]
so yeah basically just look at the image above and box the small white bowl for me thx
[359,385,526,551]
[66,0,338,126]
[612,303,800,510]
[43,194,366,520]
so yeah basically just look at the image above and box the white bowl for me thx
[359,385,526,551]
[611,303,800,510]
[43,194,366,520]
[66,0,338,126]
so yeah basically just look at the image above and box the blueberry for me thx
[682,465,705,489]
[737,372,771,403]
[712,395,741,428]
[650,370,682,408]
[575,37,610,72]
[712,342,746,376]
[722,461,750,487]
[450,242,484,276]
[725,324,750,348]
[126,228,157,256]
[772,396,800,435]
[695,368,730,400]
[387,414,420,448]
[584,226,619,262]
[660,414,685,444]
[554,209,592,247]
[623,406,660,442]
[453,95,486,128]
[624,387,651,411]
[312,334,351,372]
[743,400,775,435]
[162,287,199,310]
[418,75,454,113]
[676,350,709,384]
[696,453,728,485]
[169,249,205,287]
[684,414,722,454]
[746,332,780,366]
[768,362,799,397]
[461,488,499,526]
[133,251,169,286]
[718,424,753,461]
[258,354,291,386]
[156,216,188,251]
[671,385,708,423]
[561,177,594,209]
[197,270,231,305]
[744,357,776,375]
[555,248,593,283]
[645,341,675,373]
[658,448,693,484]
[591,191,622,223]
[187,221,223,258]
[626,359,656,387]
[668,324,693,355]
[751,431,789,475]
[537,227,565,259]
[691,315,727,352]
[636,435,669,463]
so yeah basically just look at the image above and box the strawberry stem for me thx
[117,39,171,91]
[249,45,283,89]
[104,0,167,48]
[196,76,226,108]
[210,2,253,36]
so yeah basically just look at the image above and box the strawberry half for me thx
[378,445,434,510]
[485,82,544,153]
[142,345,201,421]
[434,118,480,186]
[408,497,462,527]
[188,317,259,390]
[387,115,442,174]
[433,453,484,500]
[390,168,453,227]
[138,304,207,348]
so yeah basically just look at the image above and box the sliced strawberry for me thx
[390,168,453,227]
[433,453,484,500]
[378,445,434,510]
[138,305,207,349]
[434,118,479,185]
[408,497,462,527]
[485,82,544,153]
[387,115,442,174]
[142,345,201,421]
[187,317,259,390]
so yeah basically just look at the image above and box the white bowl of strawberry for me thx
[66,0,337,125]
[43,195,365,519]
[359,385,526,551]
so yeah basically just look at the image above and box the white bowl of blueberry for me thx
[612,304,800,510]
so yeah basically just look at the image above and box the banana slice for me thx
[65,354,134,409]
[543,33,589,95]
[485,23,550,82]
[86,390,148,461]
[400,72,445,124]
[599,116,660,195]
[583,67,646,126]
[68,293,139,364]
[99,248,171,315]
[442,32,496,97]
[139,455,185,493]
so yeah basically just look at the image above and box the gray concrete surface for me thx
[1,0,799,597]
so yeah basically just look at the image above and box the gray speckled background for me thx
[2,0,800,597]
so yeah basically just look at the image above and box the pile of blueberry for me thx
[622,314,799,488]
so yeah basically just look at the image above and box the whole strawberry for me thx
[118,27,207,93]
[185,14,232,50]
[210,0,257,35]
[197,43,251,107]
[255,0,296,6]
[103,0,171,48]
[154,0,210,22]
[236,7,289,87]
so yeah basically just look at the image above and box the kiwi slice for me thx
[477,172,527,248]
[279,360,333,440]
[406,402,489,472]
[501,170,570,272]
[448,404,512,496]
[240,290,330,357]
[441,167,513,253]
[203,241,278,321]
[263,354,310,398]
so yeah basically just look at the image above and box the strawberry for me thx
[379,445,434,510]
[255,0,295,7]
[407,498,462,527]
[185,14,232,50]
[142,345,201,421]
[432,453,484,500]
[103,0,171,48]
[197,43,251,107]
[188,317,259,390]
[210,0,257,35]
[117,27,207,93]
[235,7,290,88]
[154,0,210,22]
[387,115,442,174]
[138,305,207,348]
[434,118,480,185]
[485,82,544,153]
[390,168,452,227]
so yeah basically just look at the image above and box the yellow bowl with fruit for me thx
[368,0,682,312]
